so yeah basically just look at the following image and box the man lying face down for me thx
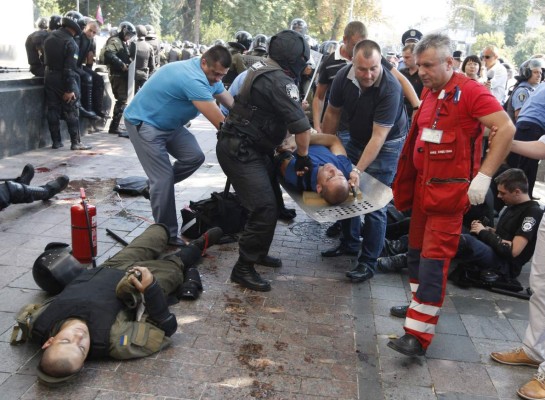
[277,133,360,205]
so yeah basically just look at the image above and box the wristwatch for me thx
[352,167,361,174]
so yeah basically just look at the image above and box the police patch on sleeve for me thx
[518,92,528,102]
[522,217,537,232]
[286,83,300,102]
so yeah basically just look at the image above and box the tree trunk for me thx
[194,0,201,44]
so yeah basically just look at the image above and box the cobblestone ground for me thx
[0,117,543,399]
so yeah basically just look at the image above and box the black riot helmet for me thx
[49,15,62,31]
[136,24,147,38]
[32,243,85,295]
[235,30,253,50]
[36,17,48,30]
[78,16,93,31]
[118,21,136,40]
[251,34,268,52]
[62,10,84,35]
[269,29,310,80]
[145,24,155,35]
[290,18,308,36]
[319,40,338,55]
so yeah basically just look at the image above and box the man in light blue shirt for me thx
[124,45,234,245]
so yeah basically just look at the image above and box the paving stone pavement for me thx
[0,117,543,400]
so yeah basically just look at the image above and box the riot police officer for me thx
[145,24,161,70]
[43,11,92,150]
[104,21,136,135]
[223,31,251,88]
[130,25,155,93]
[216,29,313,292]
[25,17,49,77]
[247,34,268,57]
[290,18,308,35]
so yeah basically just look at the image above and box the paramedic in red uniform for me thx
[387,33,515,357]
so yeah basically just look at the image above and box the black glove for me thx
[294,153,313,191]
[144,279,177,336]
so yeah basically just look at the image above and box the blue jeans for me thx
[341,136,405,270]
[456,233,513,277]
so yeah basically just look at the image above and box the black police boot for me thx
[390,305,409,318]
[381,236,409,257]
[346,263,374,283]
[42,175,70,200]
[78,106,100,120]
[377,253,408,273]
[14,164,35,185]
[231,260,271,292]
[50,131,63,149]
[387,334,426,356]
[189,227,224,252]
[256,255,282,268]
[326,221,342,237]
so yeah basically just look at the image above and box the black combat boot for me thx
[78,84,100,120]
[377,253,408,273]
[231,260,271,292]
[5,175,68,203]
[380,236,409,257]
[50,131,63,149]
[14,164,35,185]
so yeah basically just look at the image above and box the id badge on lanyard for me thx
[421,88,461,144]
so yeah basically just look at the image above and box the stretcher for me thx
[280,171,393,223]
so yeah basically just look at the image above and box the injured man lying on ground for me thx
[275,133,358,205]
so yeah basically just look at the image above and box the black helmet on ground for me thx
[235,30,253,50]
[62,11,84,35]
[269,29,310,80]
[32,243,85,295]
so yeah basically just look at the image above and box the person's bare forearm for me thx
[511,140,545,160]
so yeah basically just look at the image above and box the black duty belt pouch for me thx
[180,179,248,239]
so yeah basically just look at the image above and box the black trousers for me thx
[216,135,278,264]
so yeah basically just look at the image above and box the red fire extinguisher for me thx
[71,188,97,267]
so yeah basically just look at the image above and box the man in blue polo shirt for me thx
[321,39,408,283]
[124,45,234,246]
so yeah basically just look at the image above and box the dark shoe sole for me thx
[230,274,271,292]
[387,340,426,356]
[322,249,359,258]
[349,273,374,283]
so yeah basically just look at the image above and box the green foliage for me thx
[504,0,530,46]
[200,22,232,45]
[473,31,505,55]
[511,26,545,65]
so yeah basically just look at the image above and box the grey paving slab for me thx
[460,315,520,341]
[383,383,437,400]
[436,312,468,335]
[496,299,530,320]
[451,296,501,317]
[425,333,481,362]
[427,359,497,397]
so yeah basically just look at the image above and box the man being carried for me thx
[277,133,359,205]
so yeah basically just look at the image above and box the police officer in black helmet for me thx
[216,29,313,292]
[43,11,92,150]
[104,21,136,135]
[25,17,49,77]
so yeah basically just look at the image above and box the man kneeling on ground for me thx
[277,133,359,205]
